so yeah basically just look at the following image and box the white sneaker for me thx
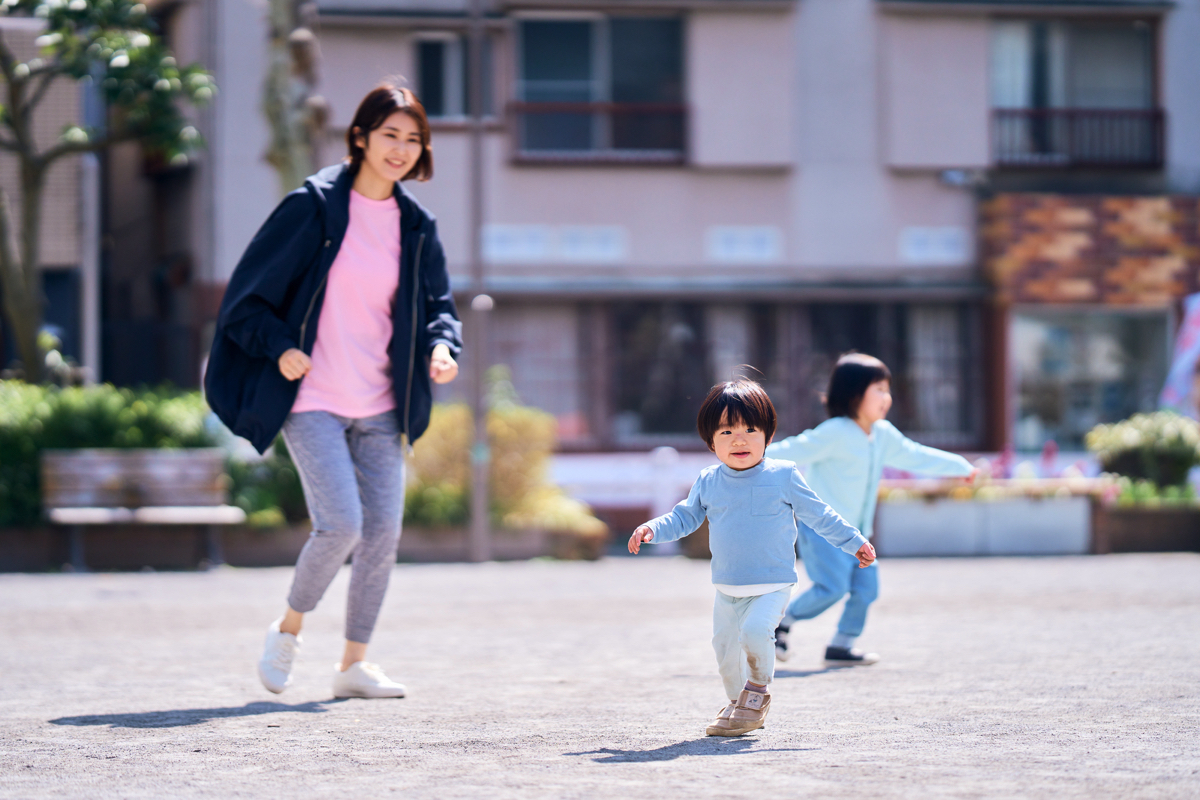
[258,618,301,694]
[331,662,406,699]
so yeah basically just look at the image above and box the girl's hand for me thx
[963,467,981,484]
[430,344,458,384]
[855,541,876,568]
[278,348,312,381]
[628,526,654,555]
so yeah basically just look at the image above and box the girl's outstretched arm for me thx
[878,421,974,477]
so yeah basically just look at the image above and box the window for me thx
[991,19,1161,166]
[515,17,685,159]
[1013,310,1168,450]
[416,34,493,119]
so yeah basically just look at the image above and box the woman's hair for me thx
[346,83,433,181]
[825,352,891,419]
[696,380,778,449]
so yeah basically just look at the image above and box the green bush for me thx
[406,400,606,537]
[0,381,217,526]
[1113,477,1198,507]
[227,437,309,526]
[1085,411,1200,487]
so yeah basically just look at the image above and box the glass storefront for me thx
[1013,309,1169,451]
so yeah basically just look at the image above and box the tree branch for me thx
[23,70,59,115]
[0,31,17,84]
[0,134,21,152]
[40,126,142,165]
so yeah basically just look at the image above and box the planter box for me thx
[876,497,1091,557]
[1092,507,1200,554]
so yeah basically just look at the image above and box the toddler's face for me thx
[710,411,770,471]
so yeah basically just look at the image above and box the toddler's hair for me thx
[696,380,778,449]
[825,352,891,418]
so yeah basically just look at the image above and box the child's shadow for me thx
[773,667,832,679]
[566,737,817,763]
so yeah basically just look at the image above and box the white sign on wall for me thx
[898,226,971,265]
[705,226,783,263]
[483,225,627,264]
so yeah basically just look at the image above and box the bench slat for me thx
[49,506,247,525]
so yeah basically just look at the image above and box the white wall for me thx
[1164,0,1200,191]
[790,0,976,270]
[212,0,282,283]
[688,10,794,168]
[881,14,990,170]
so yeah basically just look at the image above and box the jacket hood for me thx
[304,162,434,232]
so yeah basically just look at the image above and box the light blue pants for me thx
[786,524,879,641]
[712,587,792,702]
[281,410,406,645]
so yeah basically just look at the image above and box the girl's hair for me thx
[346,83,433,181]
[696,380,778,449]
[825,352,891,419]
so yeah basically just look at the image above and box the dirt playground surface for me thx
[1,553,1197,798]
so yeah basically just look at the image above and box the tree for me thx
[0,0,213,383]
[262,0,327,197]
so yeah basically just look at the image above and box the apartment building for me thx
[12,0,1197,458]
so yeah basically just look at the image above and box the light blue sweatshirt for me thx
[644,458,867,585]
[766,417,973,539]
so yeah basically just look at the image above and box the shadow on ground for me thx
[566,737,818,763]
[773,668,831,679]
[49,700,343,729]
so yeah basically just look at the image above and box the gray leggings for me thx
[281,410,405,644]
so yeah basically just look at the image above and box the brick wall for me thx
[981,193,1200,306]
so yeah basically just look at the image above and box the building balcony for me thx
[509,102,687,164]
[992,108,1164,169]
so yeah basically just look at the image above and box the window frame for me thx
[510,11,688,165]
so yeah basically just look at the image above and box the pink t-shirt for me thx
[292,190,401,418]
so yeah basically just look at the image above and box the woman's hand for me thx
[855,541,877,569]
[628,526,654,555]
[430,344,458,384]
[278,348,312,381]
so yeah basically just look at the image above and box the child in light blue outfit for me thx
[629,379,874,737]
[767,353,976,667]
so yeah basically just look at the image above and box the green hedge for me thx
[0,381,216,526]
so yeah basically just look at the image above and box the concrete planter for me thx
[1092,507,1200,553]
[875,496,1092,557]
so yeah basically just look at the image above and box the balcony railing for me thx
[992,108,1164,169]
[509,102,687,163]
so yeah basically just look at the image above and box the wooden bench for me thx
[41,449,246,571]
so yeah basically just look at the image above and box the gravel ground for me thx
[1,553,1197,799]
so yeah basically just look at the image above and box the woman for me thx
[205,84,462,698]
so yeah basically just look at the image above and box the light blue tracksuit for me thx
[644,458,866,698]
[766,417,973,645]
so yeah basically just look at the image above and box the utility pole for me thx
[466,0,492,563]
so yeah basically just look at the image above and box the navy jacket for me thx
[204,163,463,454]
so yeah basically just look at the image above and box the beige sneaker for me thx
[331,662,406,699]
[705,688,770,736]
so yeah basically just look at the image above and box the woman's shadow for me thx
[49,700,342,729]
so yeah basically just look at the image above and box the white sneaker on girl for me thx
[332,662,407,698]
[258,618,301,694]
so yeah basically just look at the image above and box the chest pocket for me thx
[751,486,787,516]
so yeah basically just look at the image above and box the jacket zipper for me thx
[402,233,426,446]
[298,238,334,350]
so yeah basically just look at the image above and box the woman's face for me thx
[356,111,424,184]
[856,380,893,427]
